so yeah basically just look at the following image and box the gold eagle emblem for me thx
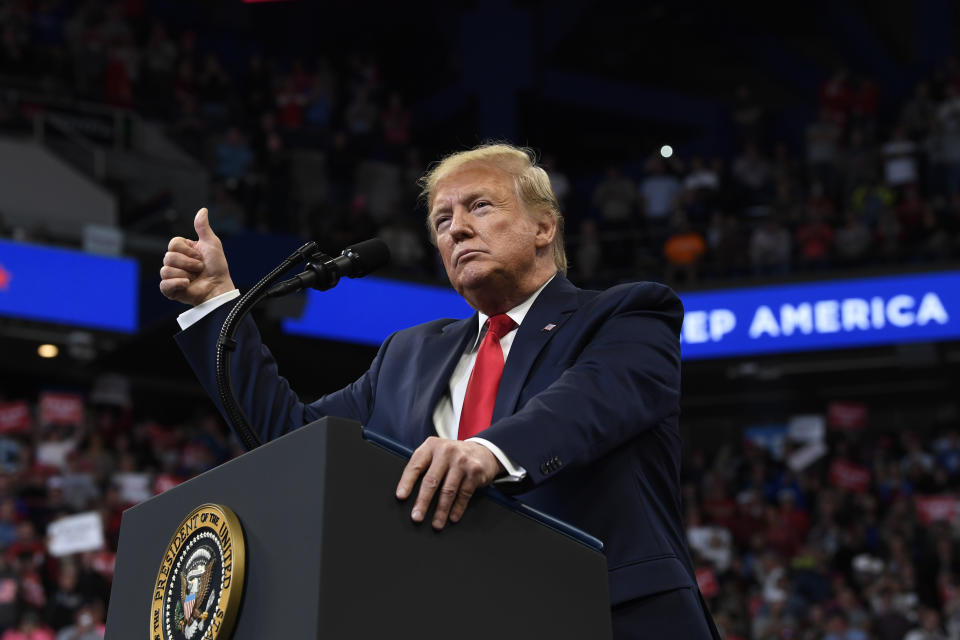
[179,561,214,629]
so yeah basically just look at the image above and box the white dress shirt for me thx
[177,289,241,331]
[177,276,557,481]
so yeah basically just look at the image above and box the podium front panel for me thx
[106,417,611,639]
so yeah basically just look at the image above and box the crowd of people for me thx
[2,2,960,291]
[687,407,960,640]
[0,386,239,638]
[3,3,960,639]
[586,70,960,288]
[0,388,957,639]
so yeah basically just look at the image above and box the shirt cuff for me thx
[468,437,527,482]
[176,289,241,330]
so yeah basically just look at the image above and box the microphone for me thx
[266,238,391,298]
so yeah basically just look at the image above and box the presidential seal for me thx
[150,504,245,640]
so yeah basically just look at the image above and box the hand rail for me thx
[32,112,106,179]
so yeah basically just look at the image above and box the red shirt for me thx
[796,222,834,260]
[0,628,55,640]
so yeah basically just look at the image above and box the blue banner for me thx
[679,270,960,359]
[281,270,960,359]
[0,239,138,332]
[283,276,473,344]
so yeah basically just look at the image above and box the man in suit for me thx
[160,143,718,639]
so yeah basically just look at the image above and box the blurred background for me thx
[1,0,960,638]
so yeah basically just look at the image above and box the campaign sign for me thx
[0,239,137,332]
[281,270,960,358]
[0,401,31,434]
[827,401,868,430]
[915,495,958,525]
[38,391,84,426]
[679,271,960,359]
[47,511,105,557]
[829,460,872,493]
[695,567,719,599]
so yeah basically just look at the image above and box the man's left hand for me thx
[395,437,503,530]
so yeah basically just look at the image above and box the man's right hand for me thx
[159,208,236,306]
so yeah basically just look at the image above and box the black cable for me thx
[215,241,318,451]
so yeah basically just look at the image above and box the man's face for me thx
[430,163,552,307]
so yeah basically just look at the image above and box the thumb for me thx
[194,208,218,243]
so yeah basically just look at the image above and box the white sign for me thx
[787,440,828,471]
[788,414,826,444]
[47,511,104,557]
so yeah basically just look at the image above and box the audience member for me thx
[834,212,873,265]
[639,156,681,222]
[806,108,843,189]
[214,127,254,189]
[795,209,834,269]
[0,611,54,640]
[592,166,637,267]
[882,125,920,188]
[592,166,635,225]
[4,1,960,292]
[732,143,773,203]
[750,217,791,275]
[663,217,706,284]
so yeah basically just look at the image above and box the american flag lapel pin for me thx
[542,323,557,332]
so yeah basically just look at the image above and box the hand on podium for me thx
[160,208,236,307]
[395,437,504,531]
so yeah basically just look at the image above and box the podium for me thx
[105,417,612,639]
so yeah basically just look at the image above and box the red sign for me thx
[696,567,719,599]
[90,550,116,577]
[38,392,84,426]
[153,474,184,495]
[916,495,958,525]
[828,460,871,493]
[0,401,31,433]
[827,401,868,430]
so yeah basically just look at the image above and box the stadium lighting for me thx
[37,344,59,358]
[660,145,673,158]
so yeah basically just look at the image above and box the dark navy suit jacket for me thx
[176,274,709,618]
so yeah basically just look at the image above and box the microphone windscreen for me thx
[343,238,391,276]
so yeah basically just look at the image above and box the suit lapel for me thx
[491,275,580,423]
[411,314,477,443]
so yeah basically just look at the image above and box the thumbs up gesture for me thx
[160,208,236,306]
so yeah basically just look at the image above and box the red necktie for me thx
[458,314,517,440]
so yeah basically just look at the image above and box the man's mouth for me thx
[455,249,483,265]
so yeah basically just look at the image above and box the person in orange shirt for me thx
[663,217,707,284]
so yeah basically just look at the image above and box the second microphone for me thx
[266,238,391,298]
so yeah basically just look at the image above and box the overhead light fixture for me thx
[38,344,59,358]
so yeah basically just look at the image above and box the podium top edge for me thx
[361,427,606,554]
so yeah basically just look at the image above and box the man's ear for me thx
[534,210,557,250]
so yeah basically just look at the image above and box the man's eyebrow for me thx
[429,202,451,218]
[461,189,489,202]
[430,189,491,216]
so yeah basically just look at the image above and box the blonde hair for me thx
[418,142,567,275]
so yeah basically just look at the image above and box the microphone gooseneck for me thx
[215,238,391,451]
